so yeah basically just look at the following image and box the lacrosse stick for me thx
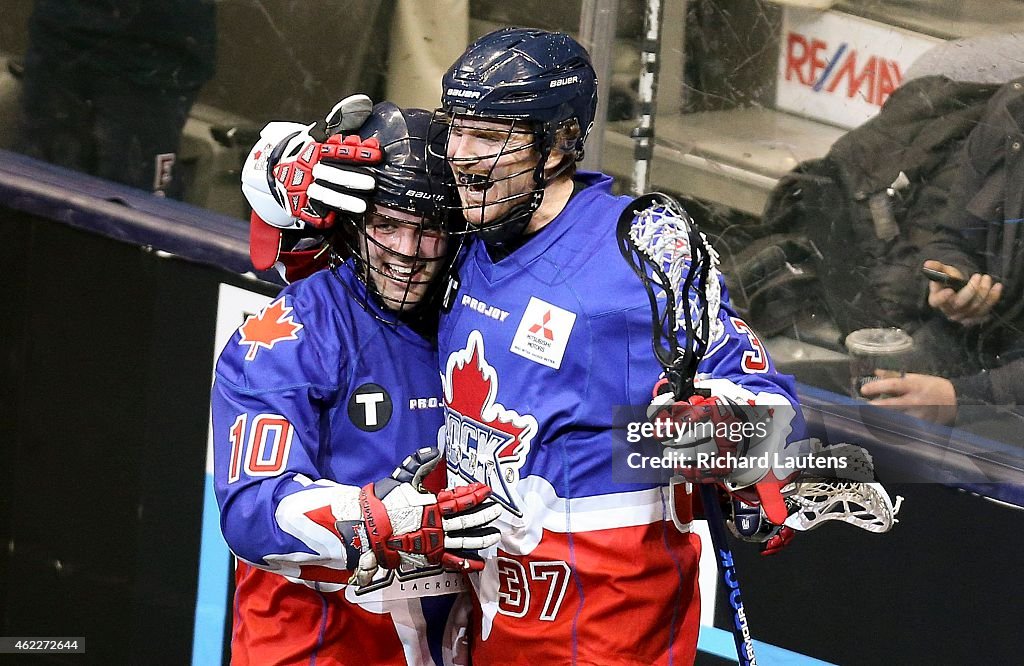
[780,442,903,534]
[616,192,756,666]
[785,480,903,533]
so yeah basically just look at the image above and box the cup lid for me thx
[844,327,914,355]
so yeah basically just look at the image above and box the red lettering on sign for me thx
[784,31,903,108]
[785,33,828,85]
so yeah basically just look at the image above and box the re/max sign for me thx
[784,31,901,108]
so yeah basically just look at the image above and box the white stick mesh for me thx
[627,202,725,347]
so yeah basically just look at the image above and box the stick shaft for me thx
[699,483,758,666]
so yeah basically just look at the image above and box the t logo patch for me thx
[348,383,393,431]
[510,297,577,369]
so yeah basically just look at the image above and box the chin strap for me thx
[479,189,543,245]
[478,135,576,246]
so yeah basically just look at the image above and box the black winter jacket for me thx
[921,77,1024,406]
[757,76,997,337]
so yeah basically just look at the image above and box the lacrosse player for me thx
[426,29,812,664]
[214,102,500,665]
[246,29,814,664]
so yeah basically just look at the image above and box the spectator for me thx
[862,74,1024,428]
[16,0,216,197]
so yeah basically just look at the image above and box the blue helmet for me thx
[441,27,598,159]
[436,28,597,244]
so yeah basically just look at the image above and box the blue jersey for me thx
[438,172,805,665]
[212,264,466,666]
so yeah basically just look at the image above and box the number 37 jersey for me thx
[437,172,803,666]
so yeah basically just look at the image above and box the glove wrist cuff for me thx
[334,520,369,570]
[358,484,399,568]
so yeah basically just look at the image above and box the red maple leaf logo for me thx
[444,331,534,466]
[238,297,303,360]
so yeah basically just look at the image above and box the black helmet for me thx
[333,102,459,319]
[358,102,448,218]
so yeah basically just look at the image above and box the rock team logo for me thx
[350,561,467,598]
[442,331,537,516]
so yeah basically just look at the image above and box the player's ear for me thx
[543,119,581,176]
[543,148,574,177]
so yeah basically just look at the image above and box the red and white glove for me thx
[648,377,802,524]
[261,232,332,284]
[335,447,501,586]
[266,131,382,229]
[240,94,383,274]
[647,383,748,482]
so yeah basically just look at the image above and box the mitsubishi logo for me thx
[511,298,577,369]
[528,310,555,340]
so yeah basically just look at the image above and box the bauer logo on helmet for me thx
[549,76,581,88]
[445,88,481,99]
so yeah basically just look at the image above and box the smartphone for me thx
[921,266,969,291]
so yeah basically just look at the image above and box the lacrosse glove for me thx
[335,447,501,586]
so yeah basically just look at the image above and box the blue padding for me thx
[698,626,837,665]
[0,148,277,278]
[191,473,231,666]
[797,383,1024,506]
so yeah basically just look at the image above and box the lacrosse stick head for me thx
[615,193,723,399]
[783,480,903,533]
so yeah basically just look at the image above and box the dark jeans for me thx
[17,48,197,198]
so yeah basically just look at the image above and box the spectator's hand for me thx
[859,370,957,425]
[339,447,502,586]
[924,260,1002,326]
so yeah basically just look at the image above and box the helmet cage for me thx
[324,102,460,320]
[434,28,597,243]
[430,108,566,244]
[332,207,454,317]
[440,28,598,161]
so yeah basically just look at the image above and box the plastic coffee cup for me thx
[844,327,914,397]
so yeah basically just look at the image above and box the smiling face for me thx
[444,115,541,229]
[360,204,448,312]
